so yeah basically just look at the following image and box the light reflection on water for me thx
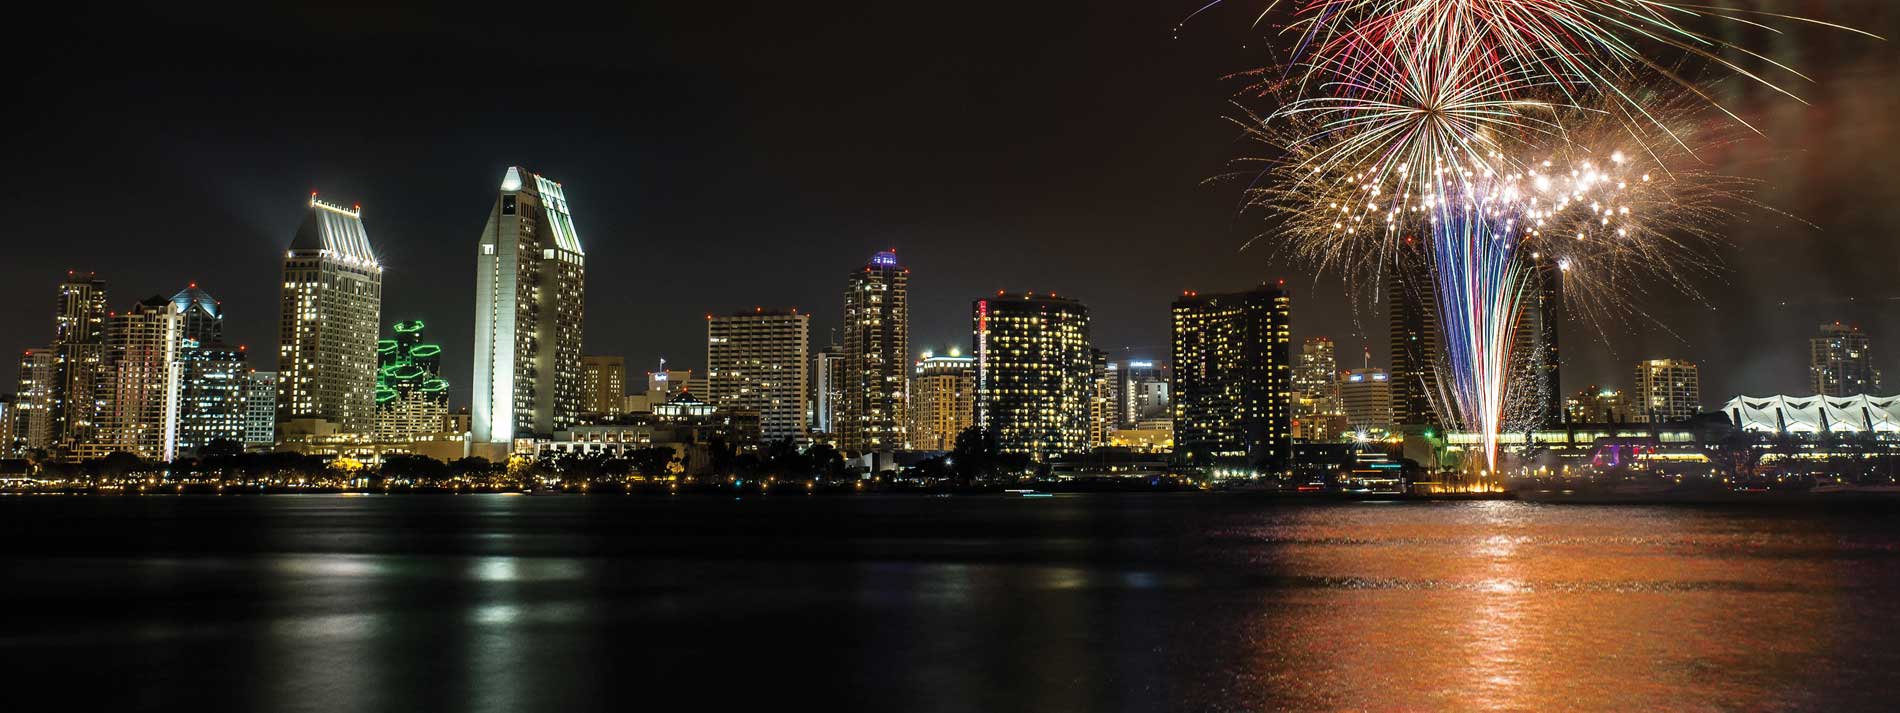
[2,495,1898,711]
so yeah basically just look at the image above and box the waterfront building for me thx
[51,272,109,452]
[1632,358,1701,423]
[1811,322,1880,397]
[1292,337,1347,441]
[840,250,909,455]
[13,348,56,452]
[244,371,277,448]
[1340,368,1395,432]
[175,340,249,455]
[1721,393,1900,433]
[707,309,809,445]
[809,345,845,436]
[375,321,449,443]
[909,351,975,451]
[87,296,183,461]
[277,195,382,436]
[973,293,1093,461]
[581,355,627,419]
[1170,286,1292,472]
[1387,241,1441,427]
[1564,386,1629,424]
[1514,254,1564,427]
[472,167,586,448]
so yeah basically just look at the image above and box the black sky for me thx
[4,2,1898,406]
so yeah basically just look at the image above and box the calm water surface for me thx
[3,494,1899,712]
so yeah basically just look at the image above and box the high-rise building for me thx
[170,283,224,344]
[840,250,909,455]
[87,296,184,461]
[1088,348,1115,448]
[1340,368,1395,432]
[13,348,56,452]
[376,321,449,443]
[168,284,246,455]
[809,346,845,436]
[909,351,975,451]
[707,309,810,445]
[472,167,586,447]
[1810,322,1880,397]
[51,271,108,452]
[175,341,249,455]
[1387,241,1441,427]
[581,355,627,419]
[0,395,15,457]
[1632,359,1701,423]
[1564,385,1629,424]
[1119,360,1170,426]
[1513,254,1564,427]
[1170,286,1293,472]
[1291,337,1347,440]
[244,371,277,448]
[278,195,382,435]
[973,293,1093,461]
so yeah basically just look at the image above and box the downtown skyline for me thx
[4,3,1899,407]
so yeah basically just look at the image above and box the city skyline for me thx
[4,4,1897,409]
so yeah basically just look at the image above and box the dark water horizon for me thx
[4,493,1899,712]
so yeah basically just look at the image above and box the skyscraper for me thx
[840,250,909,455]
[1632,359,1701,423]
[1514,254,1564,427]
[86,296,183,461]
[909,351,975,451]
[175,341,248,455]
[13,348,56,452]
[472,167,586,448]
[51,271,108,452]
[1810,322,1880,396]
[170,284,247,455]
[809,345,845,436]
[1170,286,1293,473]
[581,355,627,419]
[277,195,382,435]
[1088,348,1115,448]
[707,309,810,445]
[1340,368,1395,432]
[973,293,1093,461]
[244,371,277,448]
[1291,337,1346,439]
[1387,240,1441,428]
[376,321,449,443]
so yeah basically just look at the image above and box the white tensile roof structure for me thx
[1721,394,1900,434]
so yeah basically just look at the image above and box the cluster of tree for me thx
[902,427,1033,484]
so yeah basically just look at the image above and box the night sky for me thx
[5,2,1898,407]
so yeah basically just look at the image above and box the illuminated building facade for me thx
[1811,322,1880,397]
[1387,240,1440,427]
[1170,286,1292,472]
[707,309,809,444]
[1340,368,1394,432]
[581,355,627,419]
[244,371,277,447]
[175,341,248,455]
[1119,360,1169,427]
[1514,254,1564,427]
[973,294,1093,461]
[1089,348,1115,448]
[277,196,382,435]
[87,296,183,461]
[1564,385,1629,424]
[840,250,909,455]
[909,352,974,451]
[1292,337,1347,440]
[51,272,108,452]
[1632,358,1701,423]
[809,346,844,436]
[375,321,449,443]
[13,348,56,452]
[472,167,586,447]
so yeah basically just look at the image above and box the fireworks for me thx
[1215,0,1866,471]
